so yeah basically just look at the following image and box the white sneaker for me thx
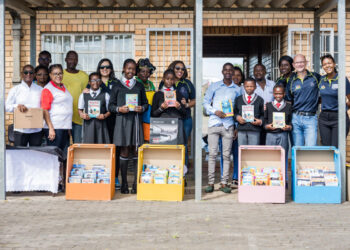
[183,165,188,175]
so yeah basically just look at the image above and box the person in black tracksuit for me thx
[318,54,350,147]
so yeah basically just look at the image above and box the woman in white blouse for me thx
[6,65,43,146]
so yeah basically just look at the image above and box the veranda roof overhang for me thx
[4,0,350,17]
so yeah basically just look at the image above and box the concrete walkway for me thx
[1,164,350,249]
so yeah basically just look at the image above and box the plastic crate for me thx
[238,145,286,203]
[292,146,341,204]
[65,144,115,201]
[137,144,185,202]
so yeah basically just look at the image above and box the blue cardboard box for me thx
[292,146,342,204]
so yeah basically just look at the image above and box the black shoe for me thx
[131,184,137,194]
[121,184,129,194]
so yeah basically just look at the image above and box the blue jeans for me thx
[292,114,318,146]
[72,122,82,144]
[183,117,192,166]
[219,138,239,180]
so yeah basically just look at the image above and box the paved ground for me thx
[1,166,350,249]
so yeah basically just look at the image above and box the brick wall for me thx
[4,9,350,159]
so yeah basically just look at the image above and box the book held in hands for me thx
[126,94,138,111]
[273,112,285,128]
[242,105,254,122]
[164,90,176,107]
[221,99,234,117]
[88,100,100,118]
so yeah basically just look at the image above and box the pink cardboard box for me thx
[238,145,285,203]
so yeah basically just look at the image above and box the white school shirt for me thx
[5,80,43,133]
[42,82,73,129]
[78,89,110,110]
[255,77,276,104]
[244,93,256,102]
[273,100,285,107]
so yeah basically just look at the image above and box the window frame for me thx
[41,33,135,76]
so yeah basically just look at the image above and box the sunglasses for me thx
[175,66,186,71]
[23,71,34,75]
[99,65,112,70]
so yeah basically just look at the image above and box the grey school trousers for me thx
[266,132,289,179]
[237,131,260,146]
[208,126,234,185]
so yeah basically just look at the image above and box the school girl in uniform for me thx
[159,60,196,174]
[109,59,148,194]
[318,54,350,147]
[78,72,110,144]
[151,69,187,145]
[136,58,156,142]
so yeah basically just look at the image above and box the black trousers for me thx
[43,129,70,152]
[14,131,43,147]
[319,111,350,148]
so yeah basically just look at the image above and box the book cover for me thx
[88,100,100,118]
[273,112,285,128]
[242,105,254,122]
[150,117,179,145]
[221,99,234,117]
[126,94,138,111]
[164,90,176,107]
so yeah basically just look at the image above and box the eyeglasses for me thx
[175,66,186,71]
[36,73,48,77]
[294,61,306,65]
[90,79,101,83]
[23,71,34,75]
[99,65,112,70]
[52,72,63,76]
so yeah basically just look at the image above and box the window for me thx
[41,34,134,77]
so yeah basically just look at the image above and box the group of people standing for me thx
[5,50,196,194]
[203,53,350,194]
[5,49,348,195]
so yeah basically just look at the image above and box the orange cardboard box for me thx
[65,144,115,201]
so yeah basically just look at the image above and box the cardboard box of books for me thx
[150,118,179,145]
[14,108,43,129]
[66,144,116,201]
[238,145,286,203]
[137,144,185,202]
[292,146,341,204]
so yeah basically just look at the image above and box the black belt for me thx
[322,110,338,113]
[294,111,316,116]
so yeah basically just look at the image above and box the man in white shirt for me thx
[6,65,43,146]
[253,64,276,104]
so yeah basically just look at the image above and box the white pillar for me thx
[0,0,6,200]
[337,0,346,202]
[194,0,203,201]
